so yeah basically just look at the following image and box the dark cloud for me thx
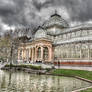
[32,0,53,11]
[0,0,92,33]
[32,0,92,22]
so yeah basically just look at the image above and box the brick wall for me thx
[54,61,92,66]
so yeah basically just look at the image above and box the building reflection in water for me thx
[0,70,91,92]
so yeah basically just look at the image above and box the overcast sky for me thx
[0,0,92,33]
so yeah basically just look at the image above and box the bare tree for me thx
[0,27,32,65]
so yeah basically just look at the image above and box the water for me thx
[0,70,91,92]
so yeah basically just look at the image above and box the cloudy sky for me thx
[0,0,92,33]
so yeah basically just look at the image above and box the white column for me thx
[18,49,20,60]
[35,47,37,61]
[88,49,90,60]
[32,48,33,61]
[80,49,82,59]
[22,49,24,60]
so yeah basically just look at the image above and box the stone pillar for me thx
[33,48,35,61]
[22,49,24,60]
[88,49,90,60]
[66,45,69,58]
[24,49,26,61]
[32,48,33,61]
[18,49,20,60]
[41,47,43,61]
[80,43,82,59]
[23,49,24,61]
[35,47,37,61]
[48,46,52,62]
[25,49,26,61]
[31,47,35,61]
[87,43,90,60]
[80,49,82,59]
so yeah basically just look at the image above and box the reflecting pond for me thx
[0,70,92,92]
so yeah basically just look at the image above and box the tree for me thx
[0,27,32,64]
[0,33,11,62]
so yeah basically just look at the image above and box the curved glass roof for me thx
[43,12,69,28]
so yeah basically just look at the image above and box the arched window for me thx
[81,44,88,59]
[26,49,29,60]
[33,48,35,59]
[43,47,49,60]
[37,47,41,58]
[20,49,22,60]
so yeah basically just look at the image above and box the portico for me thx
[18,38,53,63]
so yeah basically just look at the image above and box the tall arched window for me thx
[20,49,22,60]
[33,48,35,59]
[26,49,29,60]
[37,47,41,58]
[81,44,88,59]
[43,47,49,60]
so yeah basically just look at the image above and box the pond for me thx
[0,70,91,92]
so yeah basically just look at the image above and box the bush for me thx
[5,64,10,67]
[45,68,51,72]
[5,64,17,67]
[29,65,42,70]
[5,64,42,70]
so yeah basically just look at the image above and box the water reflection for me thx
[0,70,91,92]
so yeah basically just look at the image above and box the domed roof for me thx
[43,11,69,28]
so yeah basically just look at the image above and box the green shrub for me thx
[45,68,51,72]
[5,64,42,70]
[29,65,42,70]
[5,64,10,67]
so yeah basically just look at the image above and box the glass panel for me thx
[76,31,81,37]
[19,49,22,60]
[43,47,48,60]
[37,47,41,58]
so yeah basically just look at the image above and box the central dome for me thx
[43,11,69,28]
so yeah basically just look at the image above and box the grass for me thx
[52,69,92,92]
[52,69,92,81]
[80,88,92,92]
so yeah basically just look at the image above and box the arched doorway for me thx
[37,47,41,59]
[33,48,35,60]
[43,47,49,61]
